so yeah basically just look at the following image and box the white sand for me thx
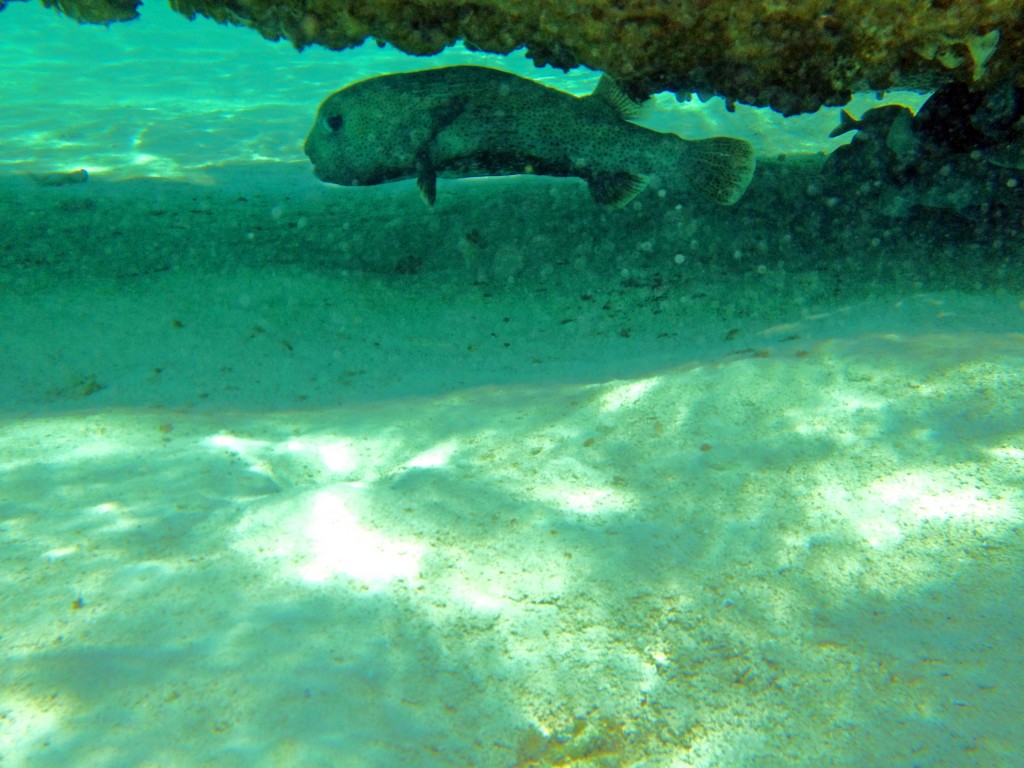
[0,5,1021,761]
[1,160,1022,766]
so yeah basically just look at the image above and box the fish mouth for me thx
[302,138,320,175]
[308,161,327,181]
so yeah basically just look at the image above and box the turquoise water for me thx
[0,1,923,177]
[1,3,1022,767]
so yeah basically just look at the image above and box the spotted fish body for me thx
[304,65,756,207]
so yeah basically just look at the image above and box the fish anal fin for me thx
[592,75,650,121]
[587,171,648,207]
[680,137,756,205]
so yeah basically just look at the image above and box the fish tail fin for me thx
[679,136,756,205]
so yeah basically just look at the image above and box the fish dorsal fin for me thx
[829,109,859,138]
[587,171,648,207]
[592,74,649,121]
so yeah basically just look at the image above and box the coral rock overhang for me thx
[13,0,1022,115]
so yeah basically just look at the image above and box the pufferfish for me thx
[304,65,756,208]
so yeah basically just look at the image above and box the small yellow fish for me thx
[30,168,89,187]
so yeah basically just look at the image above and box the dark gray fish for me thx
[828,105,921,177]
[828,105,916,142]
[304,65,756,207]
[822,94,1024,219]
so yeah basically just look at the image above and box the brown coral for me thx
[39,0,139,23]
[15,0,1024,114]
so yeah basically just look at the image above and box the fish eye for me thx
[320,113,343,133]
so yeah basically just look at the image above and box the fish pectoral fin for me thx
[587,171,648,207]
[416,156,437,206]
[417,95,470,206]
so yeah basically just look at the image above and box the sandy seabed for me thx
[1,163,1022,767]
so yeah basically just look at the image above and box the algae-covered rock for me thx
[11,0,1024,113]
[38,0,139,23]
